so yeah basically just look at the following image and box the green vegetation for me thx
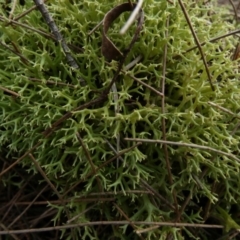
[1,0,240,239]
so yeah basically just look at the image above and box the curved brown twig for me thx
[101,3,144,61]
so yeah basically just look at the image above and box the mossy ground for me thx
[0,0,240,239]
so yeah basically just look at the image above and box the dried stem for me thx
[6,0,48,25]
[105,60,164,97]
[8,185,48,228]
[208,101,240,119]
[28,78,76,88]
[0,221,223,235]
[0,16,55,40]
[161,16,180,220]
[67,203,99,224]
[0,223,20,240]
[124,138,240,163]
[28,154,62,199]
[178,0,214,90]
[42,94,107,137]
[228,0,238,21]
[33,0,85,85]
[105,139,175,210]
[76,132,103,192]
[103,6,144,94]
[120,0,143,34]
[62,143,141,197]
[88,20,103,35]
[0,142,41,178]
[8,0,18,19]
[113,203,145,240]
[0,85,19,97]
[0,41,29,65]
[0,94,107,178]
[3,198,114,206]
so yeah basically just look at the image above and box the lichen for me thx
[1,0,240,239]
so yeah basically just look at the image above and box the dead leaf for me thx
[101,2,144,61]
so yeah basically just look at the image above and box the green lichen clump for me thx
[1,0,240,239]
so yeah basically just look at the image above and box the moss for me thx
[1,0,240,239]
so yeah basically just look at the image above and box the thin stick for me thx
[0,223,20,240]
[0,85,19,97]
[42,94,107,137]
[216,229,240,240]
[110,82,120,175]
[0,41,29,65]
[0,142,41,178]
[8,185,48,228]
[113,203,145,240]
[161,16,180,219]
[231,122,240,136]
[0,221,223,235]
[232,42,240,60]
[8,0,18,19]
[124,72,164,97]
[0,16,55,40]
[178,0,214,90]
[30,208,57,228]
[6,0,49,25]
[103,6,144,95]
[76,132,103,192]
[124,55,142,70]
[81,190,153,196]
[0,175,33,217]
[88,20,103,35]
[228,0,238,21]
[28,78,76,89]
[120,0,143,34]
[105,60,164,97]
[135,221,223,234]
[3,198,115,206]
[0,95,106,178]
[62,143,141,197]
[185,29,240,53]
[178,168,209,227]
[67,203,99,224]
[140,179,175,210]
[208,101,240,119]
[124,138,240,163]
[28,153,62,199]
[238,1,240,10]
[33,0,85,85]
[105,139,175,210]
